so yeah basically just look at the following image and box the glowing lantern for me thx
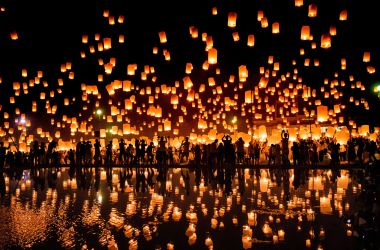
[301,26,310,40]
[105,63,113,74]
[159,31,167,43]
[239,65,248,81]
[232,32,240,41]
[330,25,337,36]
[308,4,317,17]
[119,35,125,43]
[320,197,332,214]
[261,17,268,28]
[170,95,179,105]
[295,0,303,7]
[257,10,264,21]
[367,66,376,74]
[212,7,217,15]
[228,12,237,28]
[208,48,217,64]
[317,105,328,122]
[321,34,331,49]
[10,31,18,40]
[358,125,369,136]
[363,52,370,62]
[164,120,171,131]
[272,22,280,34]
[339,10,348,21]
[245,91,254,104]
[247,34,255,47]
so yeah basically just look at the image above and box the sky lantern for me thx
[367,66,376,74]
[363,52,370,62]
[330,25,337,36]
[82,34,88,43]
[317,105,328,122]
[210,6,218,15]
[272,22,280,34]
[9,31,19,41]
[159,31,167,43]
[308,4,317,17]
[232,32,240,42]
[208,48,217,64]
[189,26,198,38]
[118,15,124,23]
[339,10,348,21]
[295,0,303,7]
[257,10,264,21]
[104,63,113,74]
[239,65,248,81]
[119,35,125,43]
[247,34,255,47]
[260,17,268,28]
[228,12,237,28]
[321,34,331,49]
[301,26,310,40]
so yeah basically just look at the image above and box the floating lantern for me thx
[159,31,167,43]
[247,34,255,47]
[272,22,280,34]
[321,34,331,49]
[208,48,217,64]
[228,12,237,28]
[339,10,348,21]
[308,4,317,17]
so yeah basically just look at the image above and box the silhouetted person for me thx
[0,142,10,169]
[94,139,101,164]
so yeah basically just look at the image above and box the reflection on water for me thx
[0,165,377,249]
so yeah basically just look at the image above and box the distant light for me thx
[232,116,237,124]
[96,109,102,115]
[20,118,26,124]
[97,194,102,203]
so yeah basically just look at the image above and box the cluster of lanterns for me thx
[0,1,378,151]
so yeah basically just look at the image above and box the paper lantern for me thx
[317,106,328,122]
[308,4,317,17]
[158,31,167,43]
[339,10,348,21]
[320,197,332,214]
[228,12,237,28]
[272,22,280,34]
[208,48,217,64]
[10,31,18,40]
[358,125,369,136]
[321,34,331,49]
[239,65,248,81]
[232,32,240,41]
[212,7,217,15]
[257,10,264,21]
[261,17,268,28]
[247,34,255,47]
[295,0,303,7]
[363,52,370,62]
[301,26,310,40]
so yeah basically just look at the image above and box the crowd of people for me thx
[0,133,379,169]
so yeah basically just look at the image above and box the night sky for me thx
[1,0,380,139]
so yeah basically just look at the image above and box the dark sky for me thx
[1,0,380,137]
